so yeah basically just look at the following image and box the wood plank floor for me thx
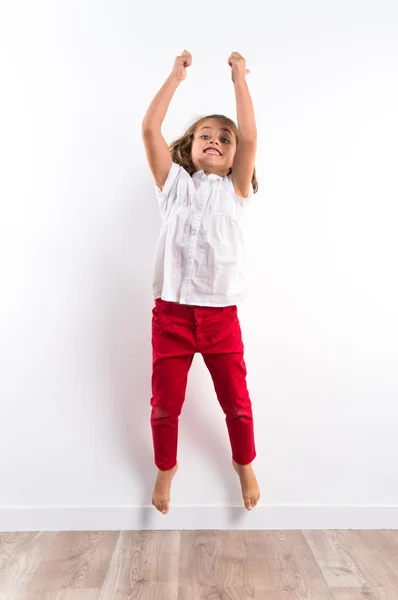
[1,530,397,599]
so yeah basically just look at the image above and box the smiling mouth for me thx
[204,149,222,156]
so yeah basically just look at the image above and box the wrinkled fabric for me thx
[150,298,256,470]
[152,162,254,307]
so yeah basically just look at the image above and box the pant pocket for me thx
[225,305,238,324]
[152,309,174,334]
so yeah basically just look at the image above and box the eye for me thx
[200,135,230,143]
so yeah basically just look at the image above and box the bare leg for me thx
[152,461,179,514]
[233,460,260,510]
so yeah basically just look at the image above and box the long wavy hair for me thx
[168,114,258,193]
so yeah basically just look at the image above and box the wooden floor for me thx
[1,530,398,599]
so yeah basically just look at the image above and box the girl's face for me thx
[191,119,237,177]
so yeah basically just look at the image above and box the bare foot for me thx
[233,460,260,510]
[152,461,178,514]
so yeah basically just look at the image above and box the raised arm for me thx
[228,52,257,199]
[141,51,192,191]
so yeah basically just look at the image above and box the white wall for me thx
[1,0,398,531]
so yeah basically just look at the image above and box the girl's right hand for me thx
[172,50,192,81]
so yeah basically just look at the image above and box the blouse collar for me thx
[192,170,227,181]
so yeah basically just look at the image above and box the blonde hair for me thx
[169,114,258,193]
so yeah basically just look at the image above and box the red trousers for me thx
[150,298,256,471]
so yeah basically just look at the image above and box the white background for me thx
[1,0,397,529]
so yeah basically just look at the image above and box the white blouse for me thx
[152,161,254,307]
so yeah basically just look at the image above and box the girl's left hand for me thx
[228,51,250,83]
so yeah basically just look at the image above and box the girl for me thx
[141,50,260,515]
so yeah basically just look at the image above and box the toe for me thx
[244,498,253,510]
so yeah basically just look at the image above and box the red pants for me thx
[150,298,256,471]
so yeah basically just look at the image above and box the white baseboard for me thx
[1,505,398,531]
